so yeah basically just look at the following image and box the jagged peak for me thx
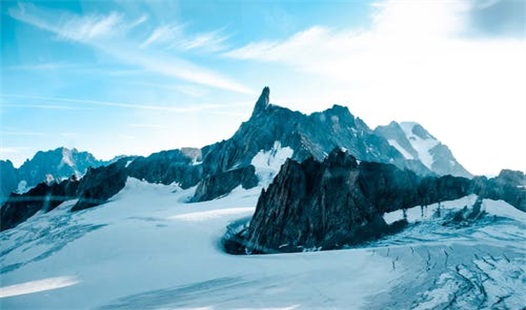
[251,86,270,117]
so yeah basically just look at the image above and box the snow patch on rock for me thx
[251,141,294,189]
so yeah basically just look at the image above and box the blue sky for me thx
[1,0,525,175]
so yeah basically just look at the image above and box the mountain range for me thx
[1,87,469,201]
[0,148,108,202]
[1,87,525,309]
[1,88,478,230]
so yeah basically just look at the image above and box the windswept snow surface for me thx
[1,179,525,309]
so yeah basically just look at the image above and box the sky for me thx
[1,0,525,176]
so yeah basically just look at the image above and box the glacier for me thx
[0,178,525,309]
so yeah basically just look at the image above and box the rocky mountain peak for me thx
[251,86,270,117]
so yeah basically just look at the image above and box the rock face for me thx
[473,169,526,211]
[72,159,130,212]
[0,176,79,231]
[245,149,474,254]
[200,88,433,185]
[126,149,202,188]
[192,165,258,202]
[0,160,18,204]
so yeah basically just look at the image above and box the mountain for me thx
[200,87,432,184]
[1,89,525,309]
[0,160,18,203]
[375,121,472,178]
[0,87,485,230]
[0,147,107,202]
[238,149,472,254]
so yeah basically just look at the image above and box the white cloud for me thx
[2,94,246,113]
[224,0,526,174]
[141,23,183,48]
[58,11,124,41]
[178,30,229,52]
[8,3,250,94]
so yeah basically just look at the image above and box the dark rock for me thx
[192,165,258,202]
[127,150,202,188]
[244,149,475,254]
[71,159,129,212]
[0,176,79,231]
[0,160,18,202]
[475,169,526,211]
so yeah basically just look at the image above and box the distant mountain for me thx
[0,147,107,201]
[375,121,472,178]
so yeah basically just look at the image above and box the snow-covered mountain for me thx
[375,121,472,178]
[1,87,525,309]
[0,87,510,231]
[0,147,107,202]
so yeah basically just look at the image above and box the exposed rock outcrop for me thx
[192,165,258,202]
[474,169,526,211]
[0,176,79,231]
[244,149,474,254]
[72,159,130,212]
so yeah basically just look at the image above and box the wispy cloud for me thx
[0,131,45,136]
[132,82,209,98]
[127,124,166,129]
[1,103,90,110]
[140,23,184,48]
[58,11,124,41]
[178,30,230,52]
[7,62,80,71]
[7,3,250,94]
[2,94,244,113]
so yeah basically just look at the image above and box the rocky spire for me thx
[251,87,270,117]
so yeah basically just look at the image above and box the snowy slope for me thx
[1,180,525,309]
[376,121,472,178]
[399,122,439,170]
[251,141,294,189]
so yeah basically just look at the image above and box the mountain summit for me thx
[375,121,472,178]
[252,86,270,117]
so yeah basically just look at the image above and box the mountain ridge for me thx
[1,87,488,230]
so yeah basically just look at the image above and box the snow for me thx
[0,178,398,309]
[251,141,294,189]
[383,194,526,225]
[399,122,439,169]
[1,179,525,309]
[387,139,414,160]
[61,148,75,167]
